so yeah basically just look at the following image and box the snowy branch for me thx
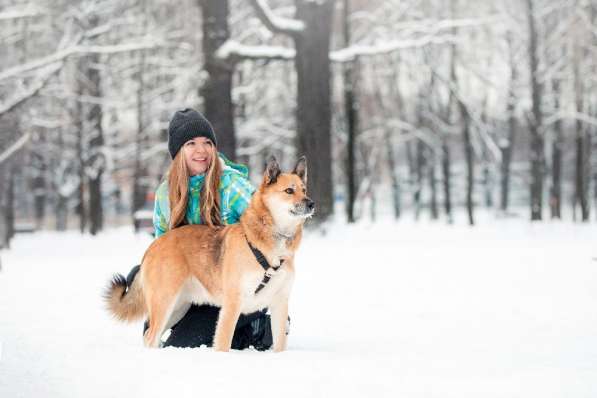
[249,0,305,36]
[544,111,597,128]
[331,34,459,62]
[0,6,44,21]
[216,40,295,62]
[0,133,30,165]
[332,17,497,62]
[0,62,62,116]
[0,40,164,82]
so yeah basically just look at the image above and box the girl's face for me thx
[182,136,214,176]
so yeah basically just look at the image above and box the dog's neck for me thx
[240,193,303,253]
[273,229,294,241]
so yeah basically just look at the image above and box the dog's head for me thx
[259,156,315,226]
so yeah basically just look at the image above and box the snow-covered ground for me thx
[1,217,597,397]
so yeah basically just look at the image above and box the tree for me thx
[199,0,237,160]
[342,0,358,223]
[526,0,544,221]
[248,0,335,222]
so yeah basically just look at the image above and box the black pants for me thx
[159,305,272,350]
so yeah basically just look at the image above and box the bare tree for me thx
[500,32,518,214]
[248,0,336,222]
[526,0,544,221]
[343,0,358,223]
[199,0,237,160]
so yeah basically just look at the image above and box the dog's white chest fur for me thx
[241,239,295,313]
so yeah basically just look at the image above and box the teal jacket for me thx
[152,154,255,238]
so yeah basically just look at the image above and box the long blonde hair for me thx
[167,145,223,229]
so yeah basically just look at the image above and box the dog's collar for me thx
[246,237,284,295]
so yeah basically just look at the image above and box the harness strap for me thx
[247,240,273,271]
[246,237,283,295]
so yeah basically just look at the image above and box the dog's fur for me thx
[104,156,313,352]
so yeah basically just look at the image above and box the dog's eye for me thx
[285,188,295,195]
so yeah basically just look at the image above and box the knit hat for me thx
[167,108,217,159]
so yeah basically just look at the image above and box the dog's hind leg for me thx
[143,289,184,348]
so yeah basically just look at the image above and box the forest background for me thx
[0,0,596,246]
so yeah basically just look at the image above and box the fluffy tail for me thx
[103,268,146,322]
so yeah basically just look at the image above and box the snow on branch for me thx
[0,133,31,165]
[216,40,295,62]
[544,111,597,128]
[332,17,496,62]
[0,6,45,21]
[331,34,459,62]
[0,40,163,82]
[0,47,74,82]
[249,0,305,36]
[0,62,62,116]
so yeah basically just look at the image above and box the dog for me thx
[104,156,314,352]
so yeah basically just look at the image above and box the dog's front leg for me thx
[270,298,289,352]
[213,295,241,352]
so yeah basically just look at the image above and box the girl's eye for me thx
[186,141,195,146]
[285,188,294,195]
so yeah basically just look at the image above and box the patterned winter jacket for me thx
[152,154,255,238]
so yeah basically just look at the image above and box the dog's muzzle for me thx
[292,198,315,217]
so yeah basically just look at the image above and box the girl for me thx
[128,108,272,349]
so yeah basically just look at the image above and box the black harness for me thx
[246,238,284,295]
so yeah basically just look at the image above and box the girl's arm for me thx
[227,174,256,223]
[153,182,169,238]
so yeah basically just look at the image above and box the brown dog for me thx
[104,156,313,352]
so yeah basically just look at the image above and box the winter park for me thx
[1,0,597,397]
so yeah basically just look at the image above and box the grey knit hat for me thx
[167,108,217,159]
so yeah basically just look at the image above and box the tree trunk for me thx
[199,0,236,160]
[414,139,424,221]
[6,163,16,245]
[441,139,452,222]
[343,0,357,223]
[573,30,590,222]
[0,169,6,249]
[482,164,493,208]
[500,112,516,213]
[428,147,438,220]
[75,95,86,234]
[84,47,104,236]
[372,56,401,221]
[501,34,517,214]
[133,0,149,218]
[574,121,591,221]
[526,0,544,221]
[443,0,457,224]
[31,132,46,229]
[385,131,401,220]
[294,0,335,222]
[550,79,562,219]
[460,101,474,226]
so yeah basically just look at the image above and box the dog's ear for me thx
[264,156,281,185]
[293,156,307,185]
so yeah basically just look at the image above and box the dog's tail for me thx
[103,266,146,322]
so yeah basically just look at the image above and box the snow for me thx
[253,0,305,33]
[0,133,30,165]
[216,40,295,61]
[0,6,44,21]
[1,217,597,397]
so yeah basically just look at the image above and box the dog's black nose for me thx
[306,199,315,211]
